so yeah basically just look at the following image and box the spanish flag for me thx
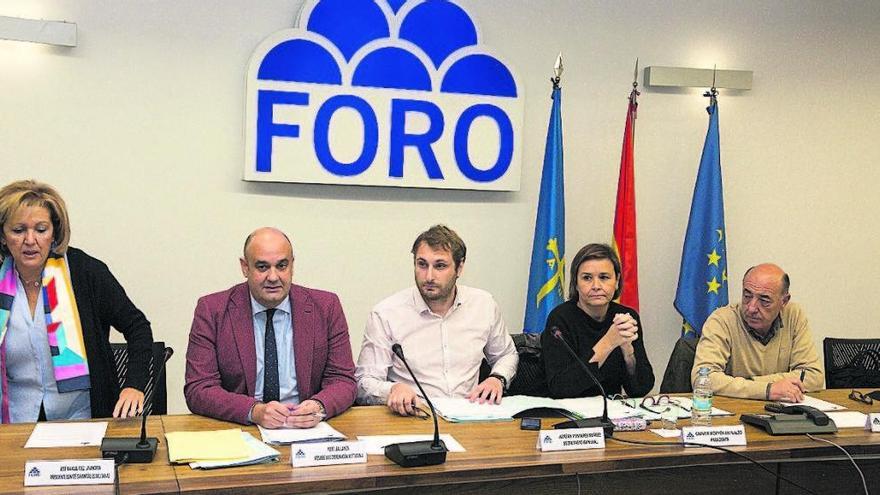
[612,87,640,312]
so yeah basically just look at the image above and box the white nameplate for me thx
[869,413,880,432]
[537,428,605,452]
[24,459,115,486]
[682,425,747,447]
[291,441,366,467]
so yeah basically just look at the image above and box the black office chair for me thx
[479,333,549,397]
[110,342,171,415]
[659,336,699,393]
[823,338,880,389]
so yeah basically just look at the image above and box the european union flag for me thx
[523,85,565,334]
[674,94,728,337]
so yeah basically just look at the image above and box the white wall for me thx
[2,1,878,414]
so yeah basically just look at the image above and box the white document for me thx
[600,397,731,421]
[650,428,682,438]
[787,395,846,412]
[430,397,515,421]
[356,434,465,455]
[25,422,108,448]
[430,395,566,422]
[826,411,869,429]
[258,421,346,445]
[557,397,642,420]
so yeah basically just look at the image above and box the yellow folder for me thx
[165,429,251,464]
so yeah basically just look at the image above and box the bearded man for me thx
[354,225,518,415]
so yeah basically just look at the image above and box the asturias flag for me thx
[612,88,640,312]
[674,94,728,337]
[523,85,565,334]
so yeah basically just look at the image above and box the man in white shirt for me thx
[355,225,518,416]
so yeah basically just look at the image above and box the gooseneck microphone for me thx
[383,343,448,467]
[550,327,615,437]
[101,347,174,463]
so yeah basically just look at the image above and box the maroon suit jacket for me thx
[184,283,356,424]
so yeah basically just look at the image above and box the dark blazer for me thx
[184,283,357,424]
[67,247,154,418]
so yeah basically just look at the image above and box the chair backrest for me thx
[659,336,699,394]
[110,341,170,415]
[478,333,549,397]
[823,338,880,389]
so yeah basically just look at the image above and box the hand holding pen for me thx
[284,399,326,429]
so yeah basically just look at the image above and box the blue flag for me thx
[523,86,565,334]
[674,96,728,337]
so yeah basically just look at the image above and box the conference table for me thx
[1,389,877,494]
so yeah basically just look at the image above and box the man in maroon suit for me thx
[184,228,356,428]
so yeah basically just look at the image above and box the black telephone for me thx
[740,402,838,435]
[763,403,830,426]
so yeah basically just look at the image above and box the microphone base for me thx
[101,437,159,463]
[384,440,448,467]
[553,417,615,438]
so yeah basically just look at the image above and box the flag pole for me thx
[522,54,566,335]
[612,58,642,311]
[704,64,718,105]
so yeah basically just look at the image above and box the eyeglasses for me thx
[639,395,691,414]
[849,390,874,405]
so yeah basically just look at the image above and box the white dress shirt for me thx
[355,285,518,404]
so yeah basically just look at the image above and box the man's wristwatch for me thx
[489,373,508,390]
[314,399,327,416]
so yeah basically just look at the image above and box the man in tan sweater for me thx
[692,263,824,401]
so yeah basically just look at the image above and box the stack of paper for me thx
[258,421,347,445]
[430,396,562,422]
[557,397,643,420]
[613,396,732,421]
[165,429,279,469]
[191,432,280,469]
[789,395,846,412]
[429,394,733,423]
[25,422,108,448]
[357,434,466,455]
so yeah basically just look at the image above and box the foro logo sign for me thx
[244,0,523,190]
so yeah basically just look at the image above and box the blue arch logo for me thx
[244,0,524,190]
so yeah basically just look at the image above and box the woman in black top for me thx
[541,243,653,398]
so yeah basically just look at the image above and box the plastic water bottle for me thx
[692,367,713,426]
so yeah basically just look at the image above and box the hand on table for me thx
[113,387,145,418]
[285,399,325,429]
[387,383,421,416]
[467,377,504,404]
[769,377,806,403]
[252,401,292,428]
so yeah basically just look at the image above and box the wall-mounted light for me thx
[645,66,752,90]
[0,15,76,47]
